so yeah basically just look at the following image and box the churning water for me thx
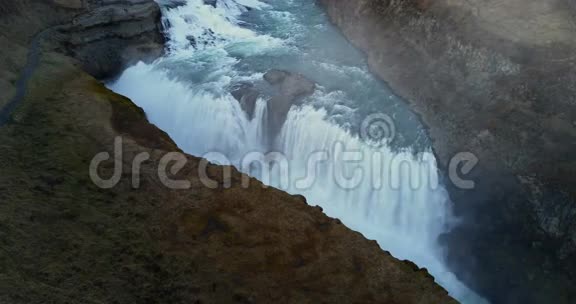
[108,0,488,302]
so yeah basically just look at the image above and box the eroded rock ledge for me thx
[317,0,576,302]
[0,0,164,79]
[0,0,456,303]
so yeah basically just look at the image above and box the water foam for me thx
[109,1,489,302]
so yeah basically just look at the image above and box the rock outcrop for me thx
[264,69,316,98]
[317,0,576,303]
[0,0,457,303]
[60,0,165,78]
[231,69,316,142]
[264,69,316,140]
[1,0,164,79]
[231,82,260,119]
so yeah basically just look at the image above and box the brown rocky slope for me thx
[0,0,456,302]
[317,0,576,303]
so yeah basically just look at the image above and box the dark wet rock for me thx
[186,35,197,48]
[231,82,259,119]
[279,72,316,98]
[203,0,217,8]
[233,69,316,140]
[267,95,294,138]
[157,0,188,9]
[58,0,165,78]
[263,69,316,140]
[3,0,166,79]
[264,69,289,85]
[264,69,316,98]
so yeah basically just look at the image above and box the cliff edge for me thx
[0,0,456,303]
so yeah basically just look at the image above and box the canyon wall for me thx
[317,0,576,303]
[0,0,164,79]
[0,1,457,302]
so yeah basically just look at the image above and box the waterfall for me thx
[108,0,489,303]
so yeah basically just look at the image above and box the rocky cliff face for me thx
[0,0,164,79]
[0,0,457,303]
[60,0,165,78]
[317,0,576,302]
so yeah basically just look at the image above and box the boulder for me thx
[263,69,316,141]
[263,69,289,85]
[264,69,316,98]
[279,72,316,98]
[231,82,259,119]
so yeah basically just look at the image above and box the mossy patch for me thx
[86,79,179,152]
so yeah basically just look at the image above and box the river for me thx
[108,0,488,302]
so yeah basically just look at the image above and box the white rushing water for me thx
[109,0,488,302]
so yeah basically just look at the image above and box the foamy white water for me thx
[108,0,488,302]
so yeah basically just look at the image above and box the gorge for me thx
[0,0,574,303]
[108,0,485,302]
